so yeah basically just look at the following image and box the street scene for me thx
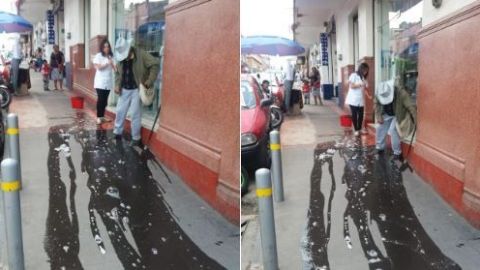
[0,0,239,269]
[3,0,480,269]
[241,0,480,269]
[16,73,237,269]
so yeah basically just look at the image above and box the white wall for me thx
[63,0,84,62]
[334,0,373,82]
[335,10,353,70]
[90,0,108,37]
[64,0,107,65]
[358,0,374,57]
[423,0,476,25]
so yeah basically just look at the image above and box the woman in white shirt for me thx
[93,39,116,124]
[345,63,371,136]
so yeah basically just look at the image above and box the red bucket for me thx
[70,96,84,109]
[340,114,352,127]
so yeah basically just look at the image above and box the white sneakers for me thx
[96,117,112,125]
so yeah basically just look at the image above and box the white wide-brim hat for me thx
[376,80,394,105]
[114,37,132,62]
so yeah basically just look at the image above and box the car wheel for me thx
[0,115,5,161]
[270,107,283,129]
[259,138,271,169]
[0,87,12,109]
[241,167,249,195]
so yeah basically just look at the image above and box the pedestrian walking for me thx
[10,35,23,94]
[50,45,65,91]
[41,60,50,91]
[374,81,416,160]
[113,38,160,147]
[93,39,116,125]
[345,63,371,136]
[309,67,322,106]
[283,61,294,113]
[34,48,43,72]
[302,79,311,105]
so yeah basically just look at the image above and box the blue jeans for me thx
[376,114,401,155]
[284,80,293,111]
[114,88,142,140]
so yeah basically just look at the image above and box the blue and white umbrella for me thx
[0,11,32,33]
[241,35,305,56]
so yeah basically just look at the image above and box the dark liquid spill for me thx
[45,118,225,270]
[302,137,462,270]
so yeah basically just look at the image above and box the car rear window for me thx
[241,81,256,110]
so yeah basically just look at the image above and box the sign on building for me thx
[320,33,328,66]
[46,10,55,45]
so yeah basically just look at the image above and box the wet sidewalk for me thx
[7,72,239,269]
[241,104,480,270]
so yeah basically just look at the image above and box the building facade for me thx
[294,0,480,227]
[23,0,240,223]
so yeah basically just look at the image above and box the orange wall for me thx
[156,0,240,223]
[416,1,480,225]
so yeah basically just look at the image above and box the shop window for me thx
[375,0,423,103]
[112,0,167,119]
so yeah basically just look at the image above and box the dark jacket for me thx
[114,47,160,90]
[50,51,64,68]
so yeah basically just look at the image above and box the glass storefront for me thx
[111,0,168,118]
[375,0,423,103]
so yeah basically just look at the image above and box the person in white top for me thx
[93,39,117,124]
[345,63,372,136]
[283,61,295,112]
[10,36,23,93]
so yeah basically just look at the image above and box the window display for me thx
[375,0,423,103]
[112,0,167,117]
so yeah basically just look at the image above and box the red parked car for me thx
[241,75,272,190]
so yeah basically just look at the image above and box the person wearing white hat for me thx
[113,37,160,146]
[374,80,417,160]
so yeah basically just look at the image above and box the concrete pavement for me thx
[3,72,239,269]
[241,103,480,270]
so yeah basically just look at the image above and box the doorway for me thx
[352,14,359,68]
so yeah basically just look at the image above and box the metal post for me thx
[1,158,24,270]
[269,130,284,202]
[255,168,279,270]
[7,114,21,187]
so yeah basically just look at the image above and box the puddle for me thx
[301,136,462,270]
[44,116,225,269]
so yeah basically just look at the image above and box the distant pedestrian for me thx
[113,38,160,147]
[261,80,270,96]
[41,60,50,91]
[345,63,371,136]
[50,45,65,91]
[10,36,23,94]
[310,67,322,106]
[374,81,416,160]
[93,39,116,125]
[283,62,294,112]
[34,47,43,72]
[302,80,311,105]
